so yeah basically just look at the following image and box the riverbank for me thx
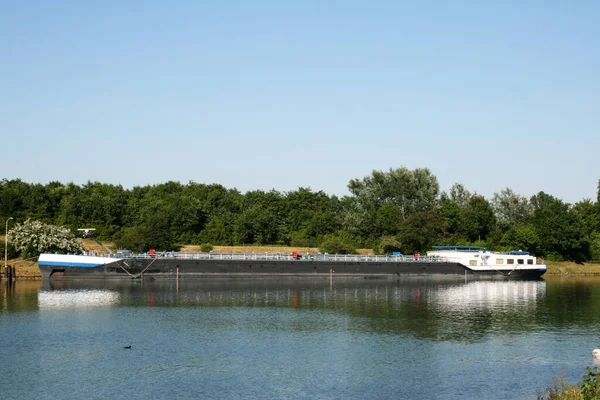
[544,261,600,275]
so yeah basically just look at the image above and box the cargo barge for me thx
[38,246,546,280]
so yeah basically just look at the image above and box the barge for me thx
[38,246,546,280]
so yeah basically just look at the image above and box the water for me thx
[1,277,600,400]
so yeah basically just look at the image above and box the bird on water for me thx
[593,349,600,358]
[124,345,132,349]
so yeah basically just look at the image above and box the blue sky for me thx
[2,1,598,204]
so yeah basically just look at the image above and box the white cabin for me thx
[426,246,544,272]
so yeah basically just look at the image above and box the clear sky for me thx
[2,1,598,204]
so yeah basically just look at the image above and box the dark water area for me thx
[1,277,600,399]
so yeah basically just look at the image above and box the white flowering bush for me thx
[10,220,83,258]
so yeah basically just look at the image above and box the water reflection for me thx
[435,280,546,311]
[30,279,547,341]
[4,278,548,313]
[38,289,120,310]
[37,278,546,309]
[5,277,600,342]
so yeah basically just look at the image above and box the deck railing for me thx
[109,252,448,263]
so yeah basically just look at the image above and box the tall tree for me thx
[397,210,448,254]
[461,195,496,242]
[348,167,440,221]
[501,224,540,254]
[448,183,472,209]
[530,192,586,260]
[491,188,532,230]
[347,167,440,241]
[596,179,600,229]
[440,185,495,243]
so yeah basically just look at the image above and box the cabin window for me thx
[496,259,504,264]
[469,260,477,266]
[527,259,533,264]
[507,259,514,265]
[518,259,524,264]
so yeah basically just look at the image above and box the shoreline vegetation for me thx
[2,174,599,266]
[3,239,600,280]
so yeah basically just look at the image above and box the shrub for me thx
[580,367,600,400]
[289,232,314,248]
[319,235,355,254]
[536,374,582,400]
[200,243,214,252]
[376,236,402,255]
[10,220,83,259]
[537,367,599,400]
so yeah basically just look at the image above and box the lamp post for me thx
[5,217,13,271]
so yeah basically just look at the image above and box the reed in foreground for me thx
[537,367,599,400]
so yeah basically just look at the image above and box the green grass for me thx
[545,261,600,275]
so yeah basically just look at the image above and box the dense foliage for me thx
[9,219,83,258]
[1,170,599,261]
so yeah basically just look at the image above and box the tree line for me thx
[1,167,599,261]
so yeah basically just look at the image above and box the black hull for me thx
[39,258,546,280]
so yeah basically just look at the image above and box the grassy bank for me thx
[545,261,600,275]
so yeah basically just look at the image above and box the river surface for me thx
[1,276,600,400]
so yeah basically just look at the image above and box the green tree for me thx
[572,200,598,240]
[283,187,341,242]
[115,210,178,252]
[234,204,279,245]
[448,183,472,209]
[199,216,235,245]
[501,224,539,253]
[376,236,403,254]
[439,193,464,242]
[597,179,600,226]
[439,187,495,243]
[319,235,356,254]
[397,210,448,254]
[346,167,440,243]
[590,232,600,261]
[530,192,586,260]
[348,167,440,221]
[56,182,85,230]
[76,181,130,238]
[491,188,532,230]
[375,202,401,236]
[0,179,55,223]
[461,195,496,242]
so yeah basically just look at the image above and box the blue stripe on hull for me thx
[38,261,104,268]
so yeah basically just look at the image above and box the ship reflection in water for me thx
[38,278,545,311]
[38,289,120,310]
[434,280,546,311]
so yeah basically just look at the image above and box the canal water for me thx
[1,277,599,400]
